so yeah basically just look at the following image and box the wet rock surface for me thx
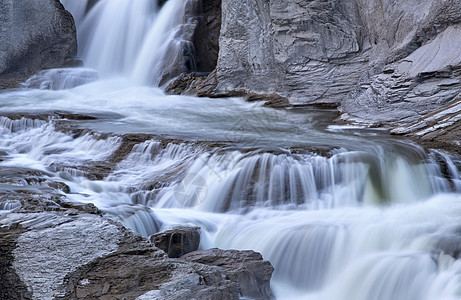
[0,0,77,88]
[150,226,201,258]
[182,248,275,300]
[0,207,274,300]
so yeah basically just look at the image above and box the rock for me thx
[0,224,31,300]
[191,0,221,73]
[150,226,201,258]
[182,248,275,300]
[341,25,461,126]
[0,210,273,300]
[245,93,291,108]
[173,0,461,119]
[0,0,77,88]
[164,72,210,96]
[199,0,366,105]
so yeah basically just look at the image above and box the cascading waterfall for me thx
[1,1,460,299]
[61,0,189,85]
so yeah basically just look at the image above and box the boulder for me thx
[182,248,275,300]
[0,0,77,88]
[150,226,201,258]
[0,209,274,300]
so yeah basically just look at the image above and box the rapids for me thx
[0,1,460,299]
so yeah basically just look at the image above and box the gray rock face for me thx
[0,208,274,300]
[182,248,275,300]
[203,0,362,104]
[195,0,367,105]
[0,0,77,88]
[191,0,221,73]
[341,24,461,126]
[186,0,461,115]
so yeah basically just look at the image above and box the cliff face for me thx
[193,0,461,119]
[0,0,77,88]
[341,0,461,126]
[211,0,365,106]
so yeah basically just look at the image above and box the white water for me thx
[1,1,460,299]
[62,0,188,85]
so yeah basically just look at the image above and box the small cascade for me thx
[0,117,121,171]
[0,117,45,133]
[214,194,461,299]
[21,68,98,90]
[153,148,449,212]
[106,204,163,238]
[430,150,461,191]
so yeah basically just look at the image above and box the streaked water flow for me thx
[1,1,461,299]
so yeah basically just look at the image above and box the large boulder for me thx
[0,205,273,299]
[0,0,77,88]
[182,248,275,300]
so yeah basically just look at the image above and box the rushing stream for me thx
[1,1,461,299]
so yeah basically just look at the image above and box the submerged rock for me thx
[150,226,201,258]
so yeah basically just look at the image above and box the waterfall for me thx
[61,0,190,85]
[4,2,460,299]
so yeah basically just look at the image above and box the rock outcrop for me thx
[171,0,461,124]
[0,0,77,88]
[0,205,274,299]
[341,22,461,126]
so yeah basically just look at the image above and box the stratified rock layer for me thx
[183,0,461,114]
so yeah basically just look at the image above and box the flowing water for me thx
[2,1,461,299]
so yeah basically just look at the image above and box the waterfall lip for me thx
[0,111,124,122]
